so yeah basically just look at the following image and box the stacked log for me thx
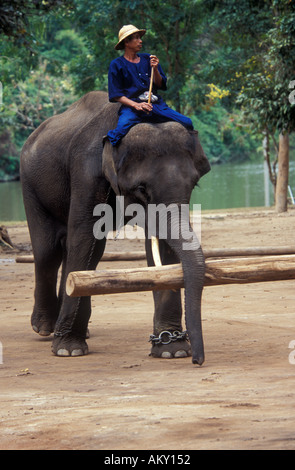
[15,245,295,263]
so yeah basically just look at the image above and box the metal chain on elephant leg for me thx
[149,330,191,359]
[149,330,188,346]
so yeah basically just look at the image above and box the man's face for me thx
[125,33,143,52]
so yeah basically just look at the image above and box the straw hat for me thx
[115,24,146,50]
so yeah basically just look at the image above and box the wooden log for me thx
[15,254,34,263]
[204,246,295,258]
[204,255,295,286]
[15,245,295,263]
[102,251,146,261]
[15,251,146,263]
[66,264,184,297]
[66,254,295,297]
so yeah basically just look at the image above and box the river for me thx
[191,160,295,210]
[0,161,294,221]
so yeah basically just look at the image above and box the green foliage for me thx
[194,101,260,163]
[0,155,19,181]
[1,0,295,181]
[41,29,89,75]
[0,0,74,48]
[204,0,295,134]
[71,0,203,110]
[0,60,76,176]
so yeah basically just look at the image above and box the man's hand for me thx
[133,101,153,113]
[150,55,159,69]
[115,96,153,113]
[150,55,162,88]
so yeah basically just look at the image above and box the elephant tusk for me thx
[151,237,177,292]
[151,236,162,266]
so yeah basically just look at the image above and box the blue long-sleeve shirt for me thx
[108,53,167,102]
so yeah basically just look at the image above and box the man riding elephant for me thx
[20,24,210,365]
[106,24,193,146]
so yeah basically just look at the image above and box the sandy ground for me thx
[0,207,295,450]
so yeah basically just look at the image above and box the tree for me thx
[0,58,76,180]
[2,0,295,183]
[71,0,203,111]
[0,1,79,179]
[204,0,295,211]
[0,0,73,46]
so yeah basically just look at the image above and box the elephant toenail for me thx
[161,351,172,358]
[71,349,84,356]
[39,330,51,337]
[174,350,188,358]
[57,349,70,356]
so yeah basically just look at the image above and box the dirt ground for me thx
[0,207,295,450]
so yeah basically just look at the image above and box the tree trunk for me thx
[275,132,289,213]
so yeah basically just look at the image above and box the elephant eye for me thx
[133,183,150,202]
[137,185,146,194]
[133,183,146,194]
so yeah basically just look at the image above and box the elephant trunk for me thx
[164,211,205,365]
[181,245,205,365]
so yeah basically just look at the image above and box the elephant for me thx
[20,91,210,365]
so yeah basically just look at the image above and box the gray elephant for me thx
[20,91,210,365]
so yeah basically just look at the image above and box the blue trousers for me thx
[107,101,193,146]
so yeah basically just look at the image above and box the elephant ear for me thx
[190,130,211,178]
[102,139,120,195]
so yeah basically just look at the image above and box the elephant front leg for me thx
[52,296,91,356]
[149,289,191,359]
[52,224,106,357]
[145,238,191,359]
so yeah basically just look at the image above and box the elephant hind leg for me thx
[31,235,65,336]
[26,201,66,336]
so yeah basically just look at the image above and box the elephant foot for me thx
[149,330,191,359]
[31,312,55,337]
[52,333,89,357]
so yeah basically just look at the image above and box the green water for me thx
[0,161,294,221]
[0,181,26,221]
[190,161,281,210]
